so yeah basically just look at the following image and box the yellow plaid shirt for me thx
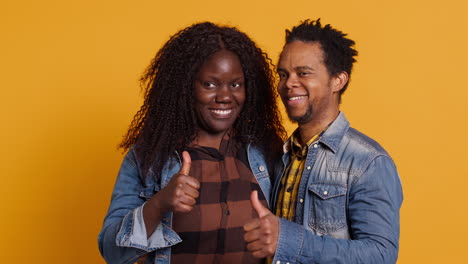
[275,132,320,221]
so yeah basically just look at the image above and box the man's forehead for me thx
[278,47,324,69]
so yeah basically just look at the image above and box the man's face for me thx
[277,41,340,125]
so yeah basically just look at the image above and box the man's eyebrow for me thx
[276,66,313,72]
[294,66,313,71]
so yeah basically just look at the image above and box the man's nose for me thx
[285,74,299,89]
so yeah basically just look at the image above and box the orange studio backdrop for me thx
[1,0,467,263]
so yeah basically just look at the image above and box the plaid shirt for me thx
[169,133,267,264]
[275,132,320,221]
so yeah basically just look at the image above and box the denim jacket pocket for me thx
[308,183,347,234]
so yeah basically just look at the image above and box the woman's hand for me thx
[148,151,200,214]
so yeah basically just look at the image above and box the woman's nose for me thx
[215,85,232,103]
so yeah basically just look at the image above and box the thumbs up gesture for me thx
[243,190,280,258]
[149,151,200,214]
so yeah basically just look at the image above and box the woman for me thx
[98,22,285,264]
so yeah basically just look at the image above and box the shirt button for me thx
[323,191,328,195]
[259,165,265,172]
[306,166,311,170]
[313,144,318,148]
[299,198,304,203]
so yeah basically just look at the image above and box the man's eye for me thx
[231,83,242,88]
[298,72,309,77]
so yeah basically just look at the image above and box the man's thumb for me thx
[250,190,270,218]
[179,151,191,175]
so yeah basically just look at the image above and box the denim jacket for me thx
[271,112,403,264]
[98,144,272,264]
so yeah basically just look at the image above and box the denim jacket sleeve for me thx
[273,155,403,264]
[98,149,181,264]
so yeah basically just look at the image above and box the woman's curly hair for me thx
[120,22,286,177]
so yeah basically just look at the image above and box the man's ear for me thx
[331,71,349,92]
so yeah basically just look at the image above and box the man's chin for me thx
[288,116,308,125]
[288,111,313,125]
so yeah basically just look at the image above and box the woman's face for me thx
[193,50,245,136]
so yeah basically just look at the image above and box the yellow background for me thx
[1,0,467,263]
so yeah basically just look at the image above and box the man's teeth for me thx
[289,96,306,101]
[211,109,232,115]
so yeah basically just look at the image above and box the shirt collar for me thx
[282,112,350,154]
[287,130,322,158]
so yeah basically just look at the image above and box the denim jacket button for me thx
[313,144,318,148]
[276,261,281,264]
[323,191,328,195]
[259,165,265,172]
[306,166,312,170]
[299,198,304,203]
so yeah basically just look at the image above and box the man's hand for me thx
[243,190,280,258]
[148,151,200,214]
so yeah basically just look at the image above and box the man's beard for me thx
[288,103,313,125]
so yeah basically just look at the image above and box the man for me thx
[244,19,403,263]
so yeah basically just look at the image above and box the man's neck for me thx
[297,110,340,145]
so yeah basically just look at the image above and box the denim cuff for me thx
[273,217,304,263]
[115,203,181,251]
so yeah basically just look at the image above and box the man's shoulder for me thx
[323,127,396,180]
[342,126,391,159]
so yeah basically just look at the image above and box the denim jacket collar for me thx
[319,112,350,153]
[283,111,350,155]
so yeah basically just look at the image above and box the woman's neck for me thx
[194,130,228,149]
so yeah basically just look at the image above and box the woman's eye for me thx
[231,83,241,88]
[298,72,309,77]
[204,82,216,88]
